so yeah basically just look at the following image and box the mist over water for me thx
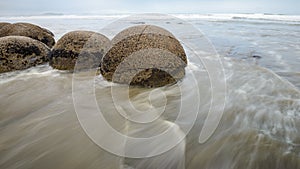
[0,14,300,168]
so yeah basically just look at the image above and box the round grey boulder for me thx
[0,36,50,73]
[0,22,55,48]
[100,25,187,88]
[50,31,111,71]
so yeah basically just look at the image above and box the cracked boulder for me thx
[100,25,187,88]
[0,36,50,73]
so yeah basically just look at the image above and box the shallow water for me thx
[0,14,300,169]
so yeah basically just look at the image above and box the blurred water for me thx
[0,14,300,169]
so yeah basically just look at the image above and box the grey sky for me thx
[0,0,299,16]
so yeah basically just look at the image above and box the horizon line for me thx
[1,12,300,17]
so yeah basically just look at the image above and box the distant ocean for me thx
[0,13,300,169]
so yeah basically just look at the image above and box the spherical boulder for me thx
[50,31,111,71]
[0,22,55,48]
[100,25,187,88]
[0,36,50,73]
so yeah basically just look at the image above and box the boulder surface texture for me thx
[100,25,187,88]
[50,31,111,71]
[0,36,50,73]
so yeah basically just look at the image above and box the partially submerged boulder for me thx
[50,31,111,71]
[100,25,187,88]
[0,22,55,48]
[0,36,50,73]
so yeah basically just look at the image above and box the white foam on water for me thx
[0,65,60,84]
[1,13,300,23]
[0,14,129,20]
[173,13,300,22]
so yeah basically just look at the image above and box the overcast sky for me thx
[0,0,299,16]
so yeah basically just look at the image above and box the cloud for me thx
[0,0,299,15]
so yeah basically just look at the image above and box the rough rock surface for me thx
[0,22,55,48]
[50,31,111,71]
[100,25,187,88]
[0,36,50,73]
[0,22,11,29]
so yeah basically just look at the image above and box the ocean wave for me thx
[0,14,130,20]
[173,13,300,23]
[1,13,300,23]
